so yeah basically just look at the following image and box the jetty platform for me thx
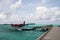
[38,26,60,40]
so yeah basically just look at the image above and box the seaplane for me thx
[11,21,25,30]
[11,21,35,31]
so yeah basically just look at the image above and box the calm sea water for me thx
[0,24,45,40]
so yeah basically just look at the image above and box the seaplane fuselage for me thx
[11,21,25,28]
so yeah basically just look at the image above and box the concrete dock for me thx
[41,27,60,40]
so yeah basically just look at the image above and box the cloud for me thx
[16,6,60,23]
[0,0,22,24]
[1,6,60,24]
[0,0,60,24]
[0,12,6,19]
[0,0,22,13]
[36,7,60,21]
[10,0,22,10]
[0,0,12,10]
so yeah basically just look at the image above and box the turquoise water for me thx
[0,24,45,40]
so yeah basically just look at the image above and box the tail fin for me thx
[23,21,25,24]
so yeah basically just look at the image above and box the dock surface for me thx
[42,27,60,40]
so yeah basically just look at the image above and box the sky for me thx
[0,0,60,24]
